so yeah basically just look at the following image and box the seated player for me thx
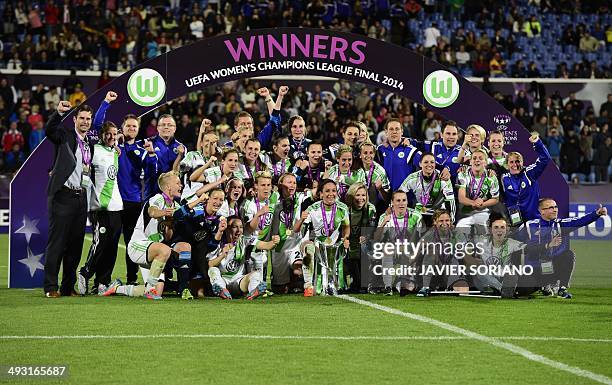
[293,179,351,296]
[103,172,193,300]
[465,213,528,297]
[375,190,423,295]
[399,152,455,226]
[416,209,470,297]
[456,149,500,233]
[218,177,245,217]
[207,216,280,300]
[518,198,607,299]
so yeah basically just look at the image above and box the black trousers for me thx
[121,201,142,283]
[44,189,88,294]
[82,210,122,286]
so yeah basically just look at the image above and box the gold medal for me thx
[324,237,333,245]
[286,230,293,236]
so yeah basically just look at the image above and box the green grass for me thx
[1,235,612,385]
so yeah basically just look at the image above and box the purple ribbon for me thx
[75,131,91,166]
[392,210,408,237]
[419,171,435,206]
[468,170,486,200]
[321,203,337,237]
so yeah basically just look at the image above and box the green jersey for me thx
[304,200,350,243]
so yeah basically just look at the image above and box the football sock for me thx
[147,260,166,287]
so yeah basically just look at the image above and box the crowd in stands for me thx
[0,0,610,77]
[0,1,609,178]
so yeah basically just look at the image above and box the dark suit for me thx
[43,111,90,295]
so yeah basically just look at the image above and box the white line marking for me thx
[338,295,612,385]
[84,235,126,250]
[0,335,611,343]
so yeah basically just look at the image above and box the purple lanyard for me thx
[307,165,321,182]
[245,160,259,180]
[284,198,295,228]
[254,198,268,230]
[76,131,91,166]
[419,171,435,206]
[321,203,337,237]
[338,167,351,196]
[161,192,173,207]
[274,159,286,177]
[468,170,486,200]
[365,162,375,188]
[392,210,408,237]
[292,137,304,151]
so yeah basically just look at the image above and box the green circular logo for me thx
[127,68,166,107]
[423,70,460,108]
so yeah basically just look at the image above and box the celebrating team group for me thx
[42,86,607,301]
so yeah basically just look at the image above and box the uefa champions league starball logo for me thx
[127,68,166,107]
[493,114,512,130]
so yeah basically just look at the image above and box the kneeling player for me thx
[416,209,470,297]
[102,172,192,299]
[207,216,280,300]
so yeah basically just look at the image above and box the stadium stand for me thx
[0,0,610,181]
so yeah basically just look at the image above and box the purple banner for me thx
[8,28,569,288]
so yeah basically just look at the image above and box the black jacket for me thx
[45,111,91,198]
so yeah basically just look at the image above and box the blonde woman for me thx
[345,182,377,293]
[457,124,487,164]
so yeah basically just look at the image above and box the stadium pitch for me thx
[1,235,611,385]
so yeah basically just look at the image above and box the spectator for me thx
[592,137,612,182]
[68,86,86,106]
[523,15,541,37]
[473,54,489,77]
[545,126,564,166]
[27,104,44,129]
[526,61,541,77]
[579,31,600,52]
[489,53,506,77]
[28,121,45,150]
[560,130,582,181]
[5,143,26,172]
[2,122,25,153]
[512,60,528,78]
[600,94,612,118]
[531,115,548,137]
[423,22,440,50]
[455,44,470,72]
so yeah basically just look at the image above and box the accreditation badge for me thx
[508,206,522,226]
[81,165,92,189]
[541,261,554,275]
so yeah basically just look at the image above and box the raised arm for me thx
[525,134,551,180]
[45,101,72,144]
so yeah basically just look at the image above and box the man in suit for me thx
[43,100,94,297]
